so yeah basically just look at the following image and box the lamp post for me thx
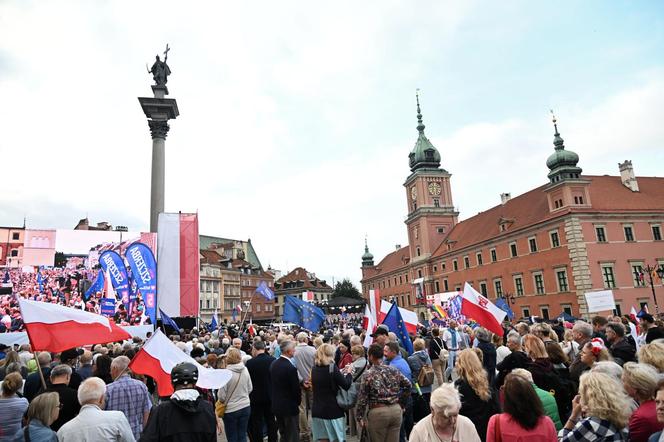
[643,263,664,314]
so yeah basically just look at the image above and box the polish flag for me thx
[362,289,382,347]
[302,291,314,302]
[630,306,638,322]
[461,282,506,336]
[378,300,418,335]
[18,298,130,353]
[129,329,233,396]
[157,213,200,318]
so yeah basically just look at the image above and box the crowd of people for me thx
[1,267,151,332]
[1,309,664,441]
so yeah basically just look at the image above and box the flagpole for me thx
[32,351,47,390]
[239,292,255,333]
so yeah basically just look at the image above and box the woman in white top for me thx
[217,348,253,442]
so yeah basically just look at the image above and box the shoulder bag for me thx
[334,361,366,410]
[215,369,242,417]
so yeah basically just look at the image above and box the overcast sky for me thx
[1,1,663,286]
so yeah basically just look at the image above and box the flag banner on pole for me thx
[125,242,158,325]
[461,282,506,336]
[381,302,414,354]
[283,295,325,331]
[129,329,232,396]
[99,250,130,306]
[18,298,130,352]
[159,308,181,333]
[157,213,200,318]
[363,289,382,347]
[209,309,218,332]
[84,271,104,301]
[302,291,314,302]
[378,300,418,335]
[255,281,274,301]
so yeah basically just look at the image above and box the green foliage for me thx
[332,278,362,299]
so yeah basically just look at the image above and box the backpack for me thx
[417,363,435,387]
[538,368,576,421]
[330,362,366,411]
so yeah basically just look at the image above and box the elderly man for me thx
[57,377,134,441]
[105,356,152,440]
[293,331,315,442]
[495,332,530,388]
[270,339,301,442]
[46,364,81,431]
[569,320,593,382]
[78,350,93,380]
[24,351,51,402]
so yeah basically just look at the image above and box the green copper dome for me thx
[546,114,582,183]
[409,93,441,172]
[362,238,374,266]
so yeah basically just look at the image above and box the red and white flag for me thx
[103,270,117,299]
[302,291,314,302]
[129,329,232,396]
[630,306,638,322]
[18,298,130,353]
[362,289,381,347]
[378,300,418,335]
[157,213,200,318]
[461,282,506,336]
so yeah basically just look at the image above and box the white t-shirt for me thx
[442,328,460,350]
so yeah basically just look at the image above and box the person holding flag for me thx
[209,309,219,332]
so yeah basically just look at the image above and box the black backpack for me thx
[538,367,576,421]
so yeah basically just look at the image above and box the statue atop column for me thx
[147,44,171,86]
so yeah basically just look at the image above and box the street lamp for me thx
[643,263,664,314]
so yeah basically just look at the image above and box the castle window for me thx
[463,256,470,269]
[433,198,440,207]
[453,260,458,271]
[510,242,518,258]
[490,248,497,262]
[437,227,445,233]
[476,253,483,266]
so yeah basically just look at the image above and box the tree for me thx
[332,279,362,300]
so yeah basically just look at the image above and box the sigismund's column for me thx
[139,46,179,232]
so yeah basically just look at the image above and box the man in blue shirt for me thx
[384,342,413,442]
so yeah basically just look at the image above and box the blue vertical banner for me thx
[100,298,116,317]
[125,243,157,325]
[99,250,130,307]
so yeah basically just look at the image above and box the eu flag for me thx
[382,302,414,354]
[494,297,514,320]
[209,309,218,332]
[84,272,104,300]
[159,308,182,333]
[283,295,325,331]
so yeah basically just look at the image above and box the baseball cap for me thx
[370,325,389,338]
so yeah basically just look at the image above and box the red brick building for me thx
[274,267,333,320]
[362,102,664,321]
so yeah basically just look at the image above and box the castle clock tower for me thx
[404,92,458,263]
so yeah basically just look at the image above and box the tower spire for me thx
[550,109,565,150]
[362,234,374,267]
[416,89,425,133]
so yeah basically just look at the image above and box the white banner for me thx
[584,290,616,313]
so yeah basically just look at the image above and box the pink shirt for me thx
[487,414,556,442]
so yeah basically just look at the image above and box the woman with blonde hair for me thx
[522,334,555,391]
[580,338,612,369]
[621,362,662,442]
[310,343,352,442]
[455,349,499,442]
[409,383,481,442]
[217,348,253,442]
[12,391,60,441]
[638,340,664,372]
[561,328,580,360]
[559,371,631,441]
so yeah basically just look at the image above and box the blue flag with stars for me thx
[283,295,325,331]
[159,308,182,333]
[381,302,414,354]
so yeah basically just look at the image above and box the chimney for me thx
[395,244,401,250]
[500,193,511,205]
[619,160,639,192]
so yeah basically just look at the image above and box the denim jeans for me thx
[445,350,457,381]
[223,406,251,442]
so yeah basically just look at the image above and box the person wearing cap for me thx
[370,325,390,346]
[59,348,84,391]
[140,362,216,442]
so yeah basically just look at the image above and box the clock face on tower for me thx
[428,182,441,196]
[410,186,417,200]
